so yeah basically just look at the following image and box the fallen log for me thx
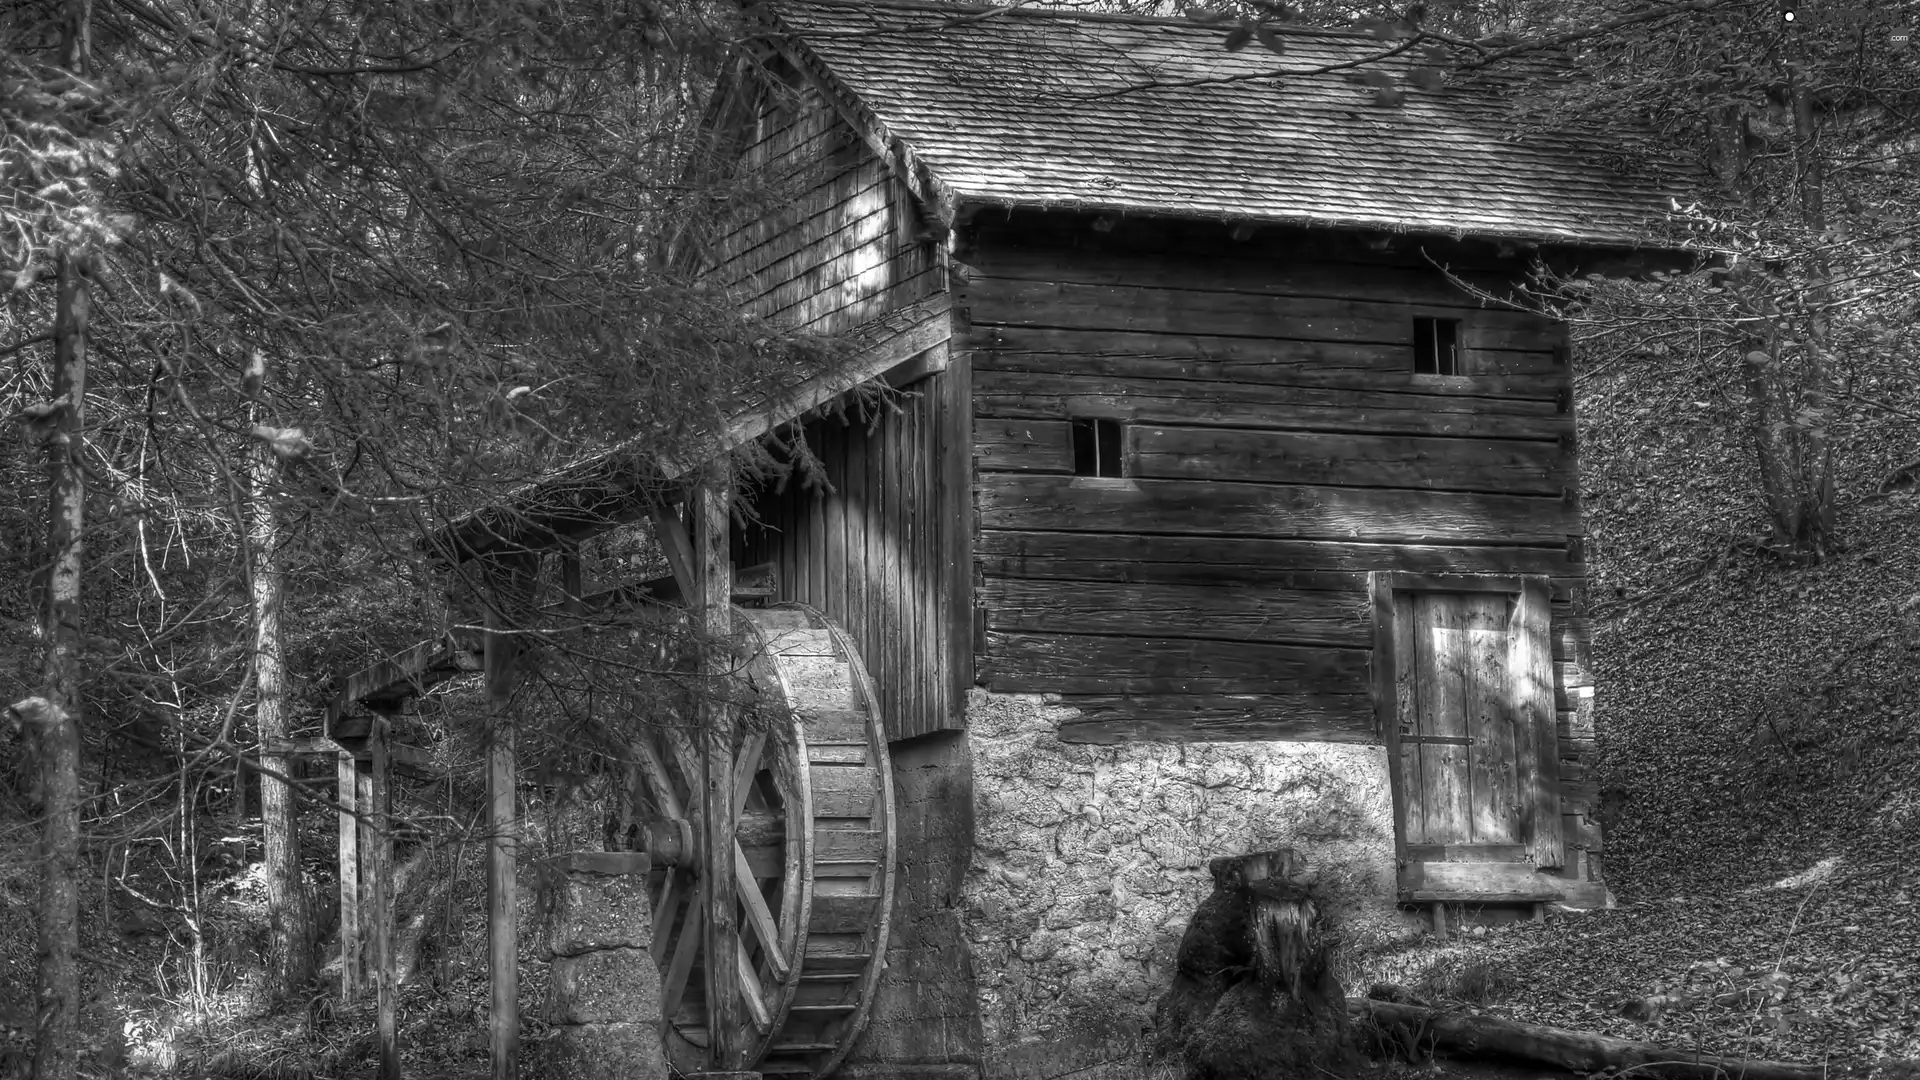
[1355,999,1833,1080]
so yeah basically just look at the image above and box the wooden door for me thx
[1393,592,1527,858]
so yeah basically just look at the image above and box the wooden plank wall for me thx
[706,78,940,334]
[734,368,970,742]
[708,70,967,742]
[961,220,1598,830]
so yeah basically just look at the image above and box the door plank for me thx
[1418,595,1471,846]
[1516,578,1564,867]
[1460,594,1519,845]
[1392,594,1424,846]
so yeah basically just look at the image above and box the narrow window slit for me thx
[1414,317,1461,375]
[1071,418,1125,477]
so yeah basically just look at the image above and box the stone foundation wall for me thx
[960,690,1401,1079]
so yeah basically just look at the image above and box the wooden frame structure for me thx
[330,473,754,1079]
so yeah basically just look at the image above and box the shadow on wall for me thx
[960,690,1406,1080]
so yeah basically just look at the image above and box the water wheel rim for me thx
[803,610,896,1080]
[746,605,895,1080]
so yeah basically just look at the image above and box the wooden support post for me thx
[481,551,537,1080]
[337,751,361,1003]
[357,769,376,981]
[696,471,742,1069]
[485,599,519,1080]
[1431,901,1449,942]
[371,716,399,1080]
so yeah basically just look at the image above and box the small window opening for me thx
[1413,317,1461,375]
[1071,418,1125,477]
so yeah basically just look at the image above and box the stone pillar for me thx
[842,730,985,1080]
[540,852,666,1080]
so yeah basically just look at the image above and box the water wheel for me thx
[633,604,896,1079]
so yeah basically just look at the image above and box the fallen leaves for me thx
[1379,879,1920,1068]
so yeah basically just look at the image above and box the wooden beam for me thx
[881,341,948,389]
[337,751,360,1004]
[648,502,699,601]
[482,553,536,1080]
[371,717,399,1080]
[695,470,742,1068]
[287,735,441,780]
[269,736,347,756]
[331,635,476,718]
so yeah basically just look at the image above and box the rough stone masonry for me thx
[539,852,666,1080]
[960,690,1403,1079]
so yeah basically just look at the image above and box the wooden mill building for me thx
[376,3,1695,1079]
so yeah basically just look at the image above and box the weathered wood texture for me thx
[734,364,970,741]
[707,80,939,334]
[963,237,1593,762]
[1395,593,1523,849]
[1385,582,1563,879]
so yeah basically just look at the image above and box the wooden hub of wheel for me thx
[633,604,896,1079]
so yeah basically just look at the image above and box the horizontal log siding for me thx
[708,84,939,334]
[735,360,969,742]
[962,242,1591,749]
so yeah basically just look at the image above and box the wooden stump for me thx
[1152,850,1353,1080]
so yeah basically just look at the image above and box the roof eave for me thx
[950,195,1708,268]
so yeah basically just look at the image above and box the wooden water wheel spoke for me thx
[662,728,703,799]
[735,842,790,977]
[732,730,768,816]
[635,605,894,1079]
[660,899,702,1020]
[634,738,685,819]
[736,941,775,1032]
[650,867,684,964]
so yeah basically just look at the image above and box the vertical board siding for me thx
[964,239,1590,757]
[735,383,964,742]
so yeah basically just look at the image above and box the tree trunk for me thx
[1730,50,1836,560]
[32,240,88,1080]
[1738,314,1831,558]
[251,372,314,999]
[1357,1000,1827,1080]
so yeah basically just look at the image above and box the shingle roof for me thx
[754,0,1692,250]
